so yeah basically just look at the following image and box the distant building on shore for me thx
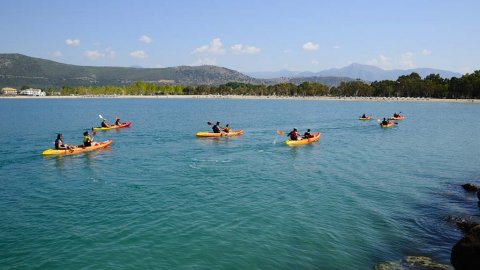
[19,88,46,96]
[1,87,18,95]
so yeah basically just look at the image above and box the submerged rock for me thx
[451,225,480,270]
[461,183,478,192]
[374,256,452,270]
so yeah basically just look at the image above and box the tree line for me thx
[53,71,480,99]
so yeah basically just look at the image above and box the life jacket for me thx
[223,127,230,133]
[212,125,221,133]
[288,131,298,140]
[83,135,92,146]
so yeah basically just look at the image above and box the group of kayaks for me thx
[196,128,321,146]
[43,112,403,155]
[358,113,405,128]
[42,119,132,156]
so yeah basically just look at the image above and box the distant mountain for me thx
[246,69,303,79]
[0,54,257,88]
[248,63,462,81]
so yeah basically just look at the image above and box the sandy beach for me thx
[1,94,479,103]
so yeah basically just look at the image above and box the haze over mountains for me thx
[246,63,462,81]
[0,54,462,89]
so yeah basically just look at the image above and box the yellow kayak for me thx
[196,130,244,137]
[42,140,113,155]
[93,122,131,131]
[285,132,321,146]
[358,117,372,120]
[389,116,404,120]
[380,123,393,128]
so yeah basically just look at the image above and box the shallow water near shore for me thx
[0,98,479,269]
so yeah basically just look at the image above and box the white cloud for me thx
[302,42,319,51]
[311,60,319,65]
[65,39,80,46]
[193,58,216,66]
[332,45,340,49]
[193,38,225,55]
[231,44,260,54]
[84,50,103,60]
[421,49,431,56]
[84,47,116,60]
[399,52,414,68]
[129,50,148,59]
[50,50,63,58]
[367,54,391,69]
[139,35,152,44]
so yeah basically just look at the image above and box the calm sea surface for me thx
[0,98,479,269]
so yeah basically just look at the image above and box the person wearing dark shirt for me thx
[287,128,299,140]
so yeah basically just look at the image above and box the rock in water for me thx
[374,256,452,270]
[451,225,480,270]
[461,183,479,192]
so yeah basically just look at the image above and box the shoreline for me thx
[0,94,479,103]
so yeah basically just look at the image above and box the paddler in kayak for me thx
[223,124,231,133]
[303,129,314,139]
[393,112,400,118]
[287,128,300,140]
[54,133,72,150]
[82,131,93,147]
[381,118,390,126]
[101,119,110,128]
[212,121,222,133]
[361,113,367,118]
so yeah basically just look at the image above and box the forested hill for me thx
[0,54,259,88]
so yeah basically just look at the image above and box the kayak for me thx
[42,140,113,155]
[285,132,321,146]
[196,130,244,137]
[358,117,372,120]
[93,121,132,131]
[389,116,404,120]
[380,123,393,128]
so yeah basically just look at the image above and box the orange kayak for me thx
[380,123,393,128]
[42,140,112,155]
[389,116,404,120]
[285,132,321,146]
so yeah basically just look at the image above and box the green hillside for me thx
[0,54,258,88]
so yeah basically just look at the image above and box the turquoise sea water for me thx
[0,98,479,269]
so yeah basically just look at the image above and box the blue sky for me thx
[1,0,479,73]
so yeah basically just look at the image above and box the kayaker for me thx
[101,119,110,128]
[303,129,313,139]
[82,131,93,147]
[212,121,222,133]
[54,134,72,150]
[381,118,389,125]
[114,118,122,126]
[287,128,299,140]
[361,113,367,118]
[393,112,400,118]
[223,124,230,133]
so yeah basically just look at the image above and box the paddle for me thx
[276,130,284,135]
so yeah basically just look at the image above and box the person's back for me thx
[223,124,230,133]
[55,137,63,149]
[115,119,121,126]
[212,122,221,133]
[382,118,389,125]
[288,128,299,140]
[303,129,313,139]
[362,114,366,118]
